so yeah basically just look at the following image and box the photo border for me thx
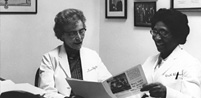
[105,0,127,19]
[0,0,37,14]
[171,0,201,11]
[134,2,156,27]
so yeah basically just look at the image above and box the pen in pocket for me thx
[175,72,179,80]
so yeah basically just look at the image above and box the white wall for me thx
[100,0,157,75]
[0,0,100,84]
[1,0,201,85]
[100,0,201,75]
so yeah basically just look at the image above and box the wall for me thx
[1,0,201,85]
[100,0,201,75]
[0,0,100,84]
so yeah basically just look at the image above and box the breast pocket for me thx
[83,65,98,81]
[162,72,183,91]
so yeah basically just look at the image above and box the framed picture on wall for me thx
[105,0,127,19]
[171,0,201,11]
[134,2,156,27]
[0,0,37,14]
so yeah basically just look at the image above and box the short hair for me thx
[150,8,190,44]
[53,8,86,41]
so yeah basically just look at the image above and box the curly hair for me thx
[53,8,86,41]
[150,8,190,44]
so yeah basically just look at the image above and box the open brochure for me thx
[0,80,46,95]
[66,64,148,98]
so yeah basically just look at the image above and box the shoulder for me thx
[179,49,200,63]
[142,54,159,68]
[145,54,159,63]
[180,50,201,79]
[81,47,98,54]
[42,45,62,58]
[81,47,100,59]
[180,49,201,67]
[81,47,95,51]
[173,48,201,76]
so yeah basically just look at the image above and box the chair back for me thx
[35,68,40,87]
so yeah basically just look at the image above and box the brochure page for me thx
[66,64,147,98]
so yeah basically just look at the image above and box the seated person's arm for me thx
[38,54,67,98]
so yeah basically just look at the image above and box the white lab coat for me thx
[38,44,112,98]
[130,45,201,98]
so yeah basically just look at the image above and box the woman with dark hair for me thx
[138,9,201,98]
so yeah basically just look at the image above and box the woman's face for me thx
[61,20,86,50]
[152,21,179,57]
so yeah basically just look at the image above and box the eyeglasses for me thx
[150,29,171,37]
[66,28,86,38]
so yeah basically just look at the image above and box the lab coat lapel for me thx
[80,48,87,80]
[154,46,181,82]
[142,54,159,83]
[154,56,176,82]
[149,54,161,83]
[58,44,71,77]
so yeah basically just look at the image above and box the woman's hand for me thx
[70,95,84,98]
[140,82,166,98]
[65,94,84,98]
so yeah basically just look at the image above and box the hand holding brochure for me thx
[66,64,147,98]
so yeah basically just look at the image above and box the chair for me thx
[0,91,44,98]
[34,68,40,87]
[0,77,5,81]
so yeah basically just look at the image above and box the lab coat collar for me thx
[58,44,85,78]
[154,45,183,81]
[58,44,71,77]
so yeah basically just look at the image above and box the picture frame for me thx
[105,0,127,19]
[134,2,156,27]
[171,0,201,11]
[0,0,37,14]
